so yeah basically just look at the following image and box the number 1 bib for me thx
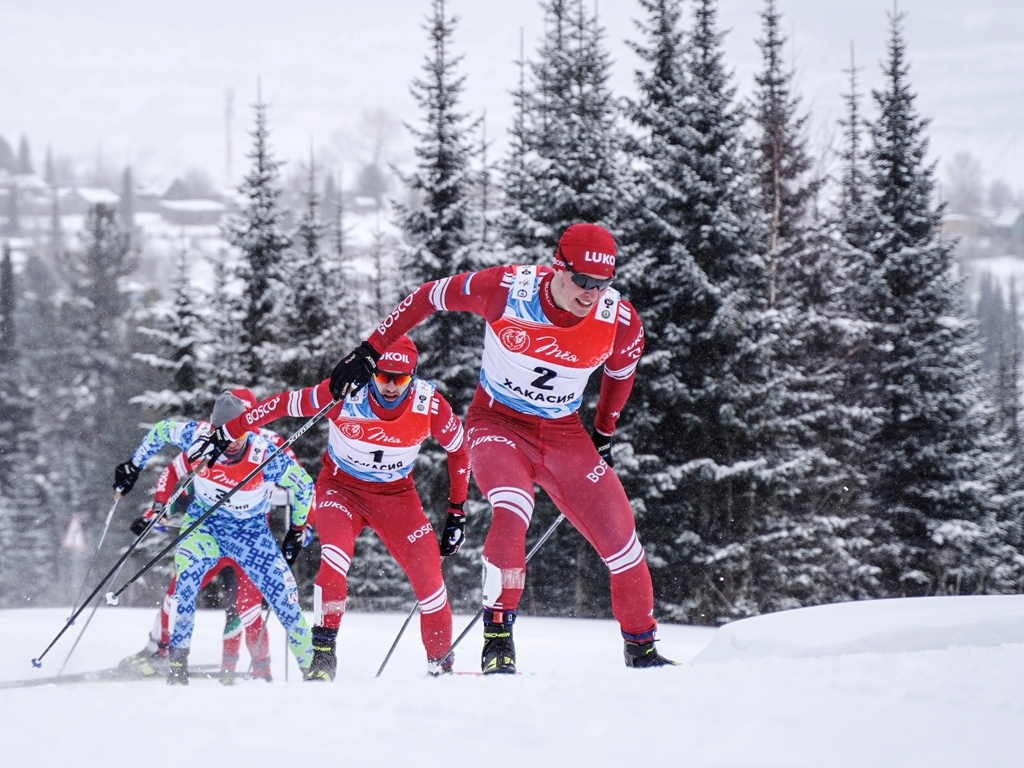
[479,265,620,419]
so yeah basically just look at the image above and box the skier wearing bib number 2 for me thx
[190,335,471,680]
[326,223,676,673]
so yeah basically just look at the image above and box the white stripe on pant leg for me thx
[487,487,534,527]
[166,596,178,640]
[240,604,262,627]
[604,532,646,575]
[419,584,448,614]
[320,544,351,576]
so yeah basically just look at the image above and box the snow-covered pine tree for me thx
[741,0,880,609]
[856,11,1018,596]
[131,248,207,420]
[503,0,630,258]
[619,0,772,623]
[199,248,248,397]
[281,153,335,389]
[45,204,144,602]
[0,242,48,605]
[225,92,292,394]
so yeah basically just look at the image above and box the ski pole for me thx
[440,513,565,662]
[375,555,449,678]
[105,399,339,605]
[68,491,122,617]
[32,466,202,668]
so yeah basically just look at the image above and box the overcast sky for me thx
[2,0,1023,194]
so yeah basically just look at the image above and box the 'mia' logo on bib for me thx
[381,351,409,365]
[341,423,364,440]
[583,251,615,267]
[500,327,530,353]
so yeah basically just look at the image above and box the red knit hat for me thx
[553,223,616,278]
[378,336,418,374]
[231,388,257,408]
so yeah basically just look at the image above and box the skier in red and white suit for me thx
[327,223,675,672]
[212,336,470,680]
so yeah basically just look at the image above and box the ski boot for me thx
[427,651,454,677]
[250,655,273,683]
[166,647,190,685]
[481,609,516,675]
[117,643,168,678]
[303,626,338,682]
[623,630,679,668]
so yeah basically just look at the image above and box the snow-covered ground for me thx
[1,597,1022,767]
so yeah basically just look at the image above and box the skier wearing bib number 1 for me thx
[189,335,471,680]
[325,223,676,673]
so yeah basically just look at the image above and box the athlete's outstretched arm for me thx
[594,301,645,437]
[365,266,513,354]
[221,381,342,441]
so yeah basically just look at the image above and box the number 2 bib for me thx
[479,265,620,419]
[325,380,434,483]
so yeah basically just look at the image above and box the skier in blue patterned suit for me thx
[113,390,315,684]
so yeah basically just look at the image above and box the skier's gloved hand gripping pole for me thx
[103,397,342,606]
[31,463,204,668]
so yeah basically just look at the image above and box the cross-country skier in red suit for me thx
[191,336,470,680]
[325,223,675,672]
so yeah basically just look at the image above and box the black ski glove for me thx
[439,503,466,557]
[329,341,380,400]
[188,426,232,466]
[114,460,141,494]
[130,502,164,536]
[281,527,305,567]
[591,428,614,468]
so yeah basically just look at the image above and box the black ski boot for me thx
[166,647,190,685]
[117,642,168,678]
[481,609,516,675]
[303,626,338,682]
[623,638,679,668]
[427,651,454,677]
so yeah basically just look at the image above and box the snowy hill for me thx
[0,599,1021,768]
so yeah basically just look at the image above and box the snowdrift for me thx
[692,594,1024,663]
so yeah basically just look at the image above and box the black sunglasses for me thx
[557,249,615,291]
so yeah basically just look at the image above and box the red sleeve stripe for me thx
[429,276,456,311]
[605,361,639,380]
[288,391,304,417]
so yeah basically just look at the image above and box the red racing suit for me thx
[364,264,656,640]
[222,379,470,662]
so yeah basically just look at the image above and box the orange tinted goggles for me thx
[373,371,413,387]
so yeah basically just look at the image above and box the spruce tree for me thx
[857,12,1015,595]
[17,135,33,175]
[132,249,207,419]
[226,93,292,393]
[503,0,629,258]
[0,242,48,605]
[620,0,770,622]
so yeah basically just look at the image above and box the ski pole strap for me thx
[108,398,340,601]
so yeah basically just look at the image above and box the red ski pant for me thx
[156,557,268,670]
[466,401,656,638]
[312,469,452,661]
